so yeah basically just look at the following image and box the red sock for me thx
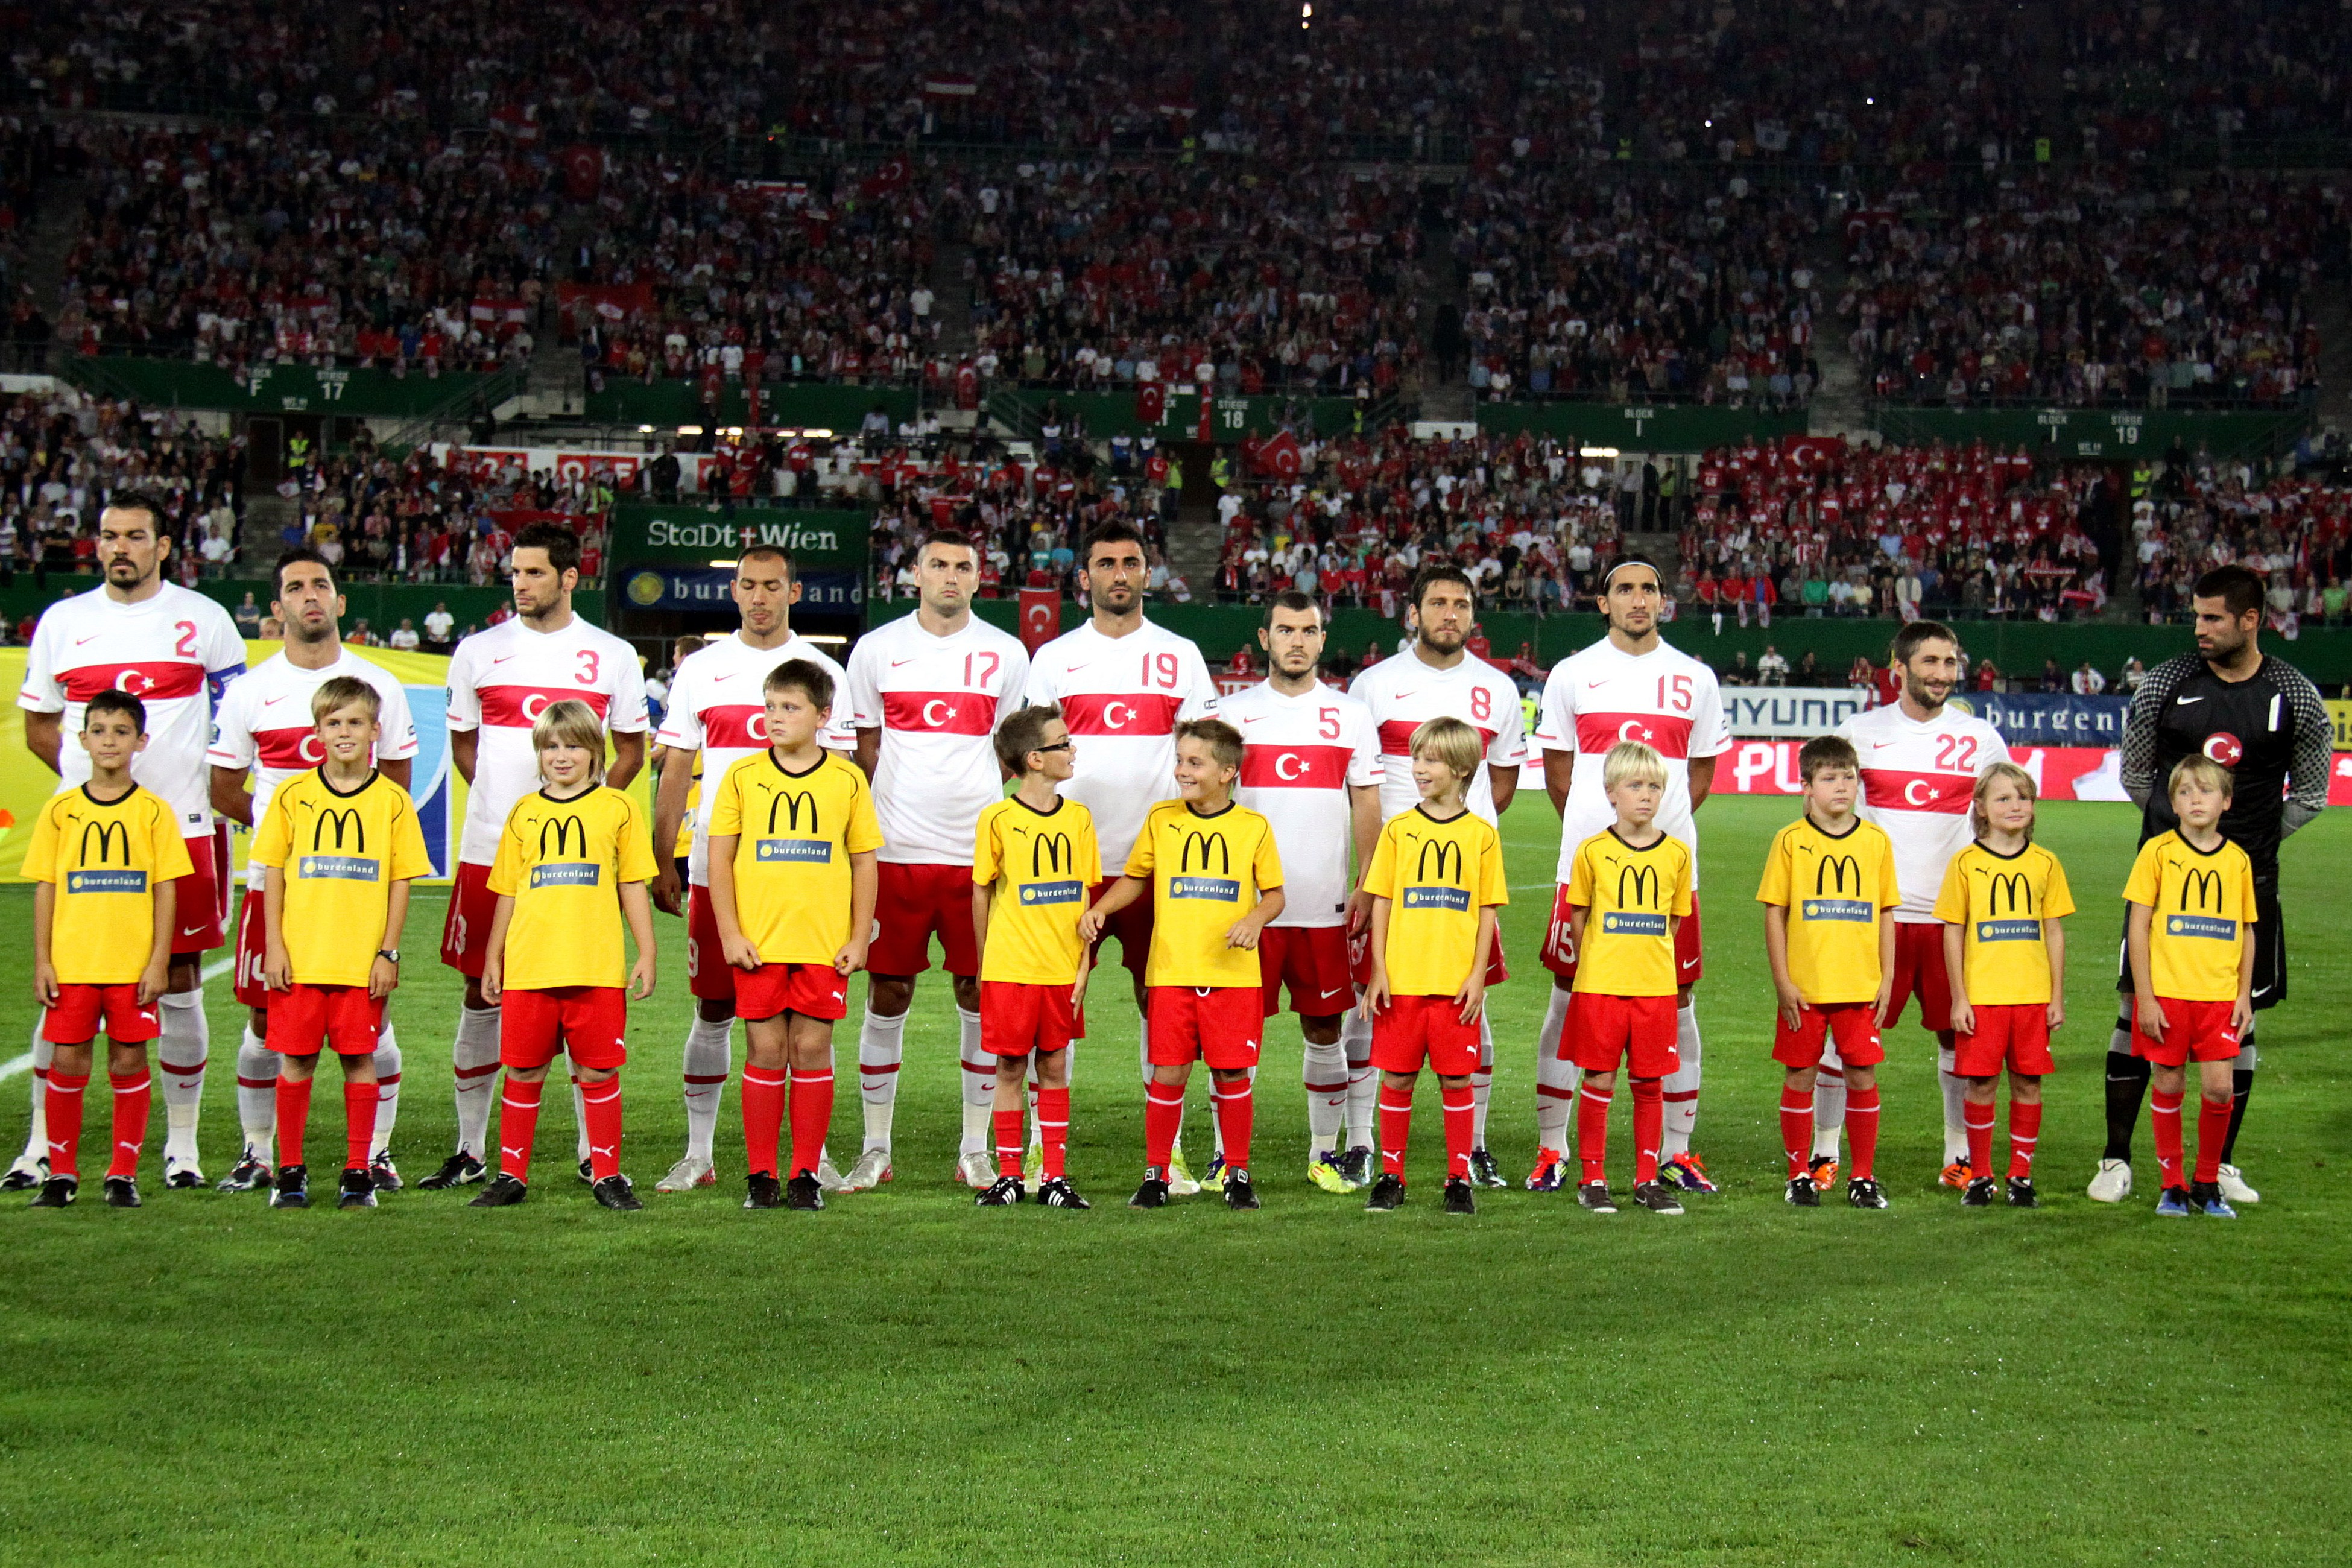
[741,1066,787,1177]
[1441,1082,1475,1180]
[787,1069,833,1178]
[343,1080,378,1171]
[1964,1099,1997,1183]
[2150,1087,2185,1189]
[107,1067,151,1180]
[1143,1081,1184,1169]
[1037,1086,1070,1179]
[1576,1083,1613,1185]
[1213,1078,1253,1171]
[496,1076,545,1182]
[1630,1077,1663,1185]
[994,1106,1025,1180]
[1378,1084,1414,1177]
[581,1076,623,1181]
[43,1072,87,1180]
[1846,1084,1881,1181]
[276,1075,313,1169]
[2007,1099,2041,1179]
[2195,1095,2230,1185]
[1779,1087,1813,1178]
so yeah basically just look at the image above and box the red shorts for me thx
[232,885,270,1008]
[1088,879,1155,976]
[733,961,849,1022]
[2130,997,2243,1067]
[1351,923,1508,988]
[1772,1002,1886,1070]
[980,979,1083,1057]
[439,861,499,979]
[1954,1002,2054,1076]
[501,985,628,1070]
[1883,921,1952,1033]
[264,983,384,1057]
[1561,991,1680,1077]
[1370,994,1481,1075]
[1542,888,1702,986]
[169,826,230,956]
[685,884,737,1002]
[869,861,979,978]
[1145,985,1265,1071]
[43,982,161,1045]
[1259,925,1355,1016]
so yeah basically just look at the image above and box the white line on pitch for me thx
[0,956,239,1080]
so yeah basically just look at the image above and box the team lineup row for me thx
[10,497,2325,1218]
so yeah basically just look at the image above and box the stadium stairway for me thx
[1166,510,1224,600]
[2316,277,2352,428]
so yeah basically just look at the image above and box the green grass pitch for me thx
[1,796,2346,1566]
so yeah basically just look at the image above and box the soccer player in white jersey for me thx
[1208,590,1382,1190]
[1531,558,1730,1193]
[842,530,1029,1191]
[8,491,245,1193]
[1347,564,1527,1186]
[1826,621,2010,1189]
[207,549,418,1193]
[1021,520,1218,1188]
[417,523,648,1190]
[643,546,854,1192]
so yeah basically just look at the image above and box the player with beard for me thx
[206,550,417,1192]
[1530,561,1728,1193]
[8,492,244,1193]
[1824,622,2011,1190]
[1348,566,1527,1186]
[2090,564,2329,1207]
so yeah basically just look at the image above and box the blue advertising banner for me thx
[1953,692,2132,746]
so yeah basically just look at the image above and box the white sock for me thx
[681,1014,733,1164]
[1660,1004,1701,1159]
[236,1025,277,1162]
[857,1008,908,1154]
[1340,1007,1375,1151]
[1938,1042,1968,1162]
[1534,986,1576,1151]
[369,1023,400,1157]
[1812,1054,1846,1160]
[1303,1035,1347,1153]
[19,1025,51,1165]
[958,1007,991,1156]
[572,1076,590,1165]
[156,989,209,1166]
[1470,1012,1493,1148]
[452,1004,503,1159]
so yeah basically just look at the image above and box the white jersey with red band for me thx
[1348,646,1528,826]
[209,650,420,887]
[1208,678,1381,928]
[1020,618,1216,869]
[1534,637,1730,885]
[845,611,1029,866]
[445,615,650,865]
[654,630,853,885]
[1835,699,2011,922]
[17,582,245,833]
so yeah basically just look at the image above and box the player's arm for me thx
[22,710,60,774]
[210,765,256,827]
[451,727,479,786]
[479,893,515,1005]
[1687,754,1717,811]
[261,867,292,990]
[607,729,646,791]
[1456,903,1497,1024]
[1543,749,1574,818]
[2281,668,2333,837]
[2232,903,2258,1034]
[704,833,760,970]
[1361,893,1393,1016]
[2041,916,2066,1031]
[1487,761,1517,817]
[31,879,58,1005]
[2117,662,2179,809]
[1942,920,1973,1038]
[373,879,411,999]
[1077,874,1147,940]
[838,849,877,975]
[649,744,696,915]
[619,880,657,999]
[2125,899,2164,1041]
[1761,903,1804,1029]
[1345,783,1380,931]
[380,757,413,792]
[853,726,879,780]
[1226,883,1283,950]
[1872,909,1897,1026]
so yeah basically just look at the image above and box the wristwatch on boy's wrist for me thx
[377,949,401,964]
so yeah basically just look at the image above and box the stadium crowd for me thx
[0,390,239,593]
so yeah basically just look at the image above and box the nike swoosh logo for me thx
[1063,663,1090,674]
[181,923,208,937]
[2175,696,2203,706]
[262,695,286,706]
[890,659,916,668]
[1393,691,1417,700]
[1680,956,1701,970]
[491,655,515,666]
[75,634,101,645]
[1239,715,1262,724]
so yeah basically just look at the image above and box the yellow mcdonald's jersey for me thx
[488,785,657,991]
[252,769,432,985]
[1564,826,1693,998]
[1930,841,2075,1006]
[1362,805,1509,997]
[1755,814,1900,1004]
[21,784,194,984]
[708,750,882,964]
[972,794,1102,985]
[672,753,703,859]
[2122,830,2258,1002]
[1124,798,1284,990]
